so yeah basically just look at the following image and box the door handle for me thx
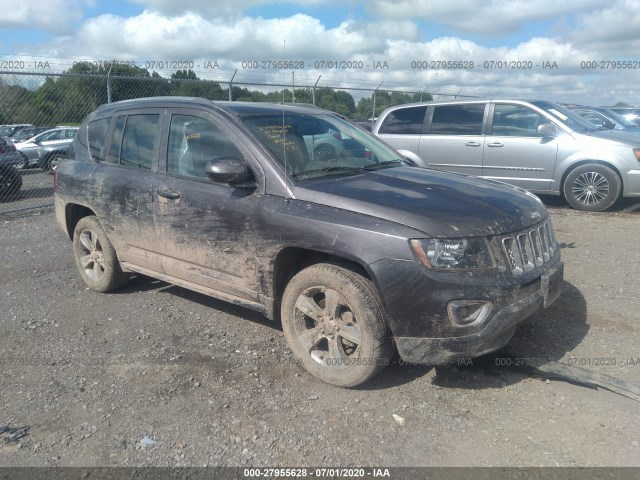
[157,190,181,200]
[487,142,504,147]
[465,142,481,147]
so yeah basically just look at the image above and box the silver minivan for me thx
[373,99,640,211]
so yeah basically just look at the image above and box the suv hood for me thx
[293,167,547,237]
[588,129,640,145]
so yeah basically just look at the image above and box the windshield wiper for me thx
[363,160,404,170]
[291,166,365,178]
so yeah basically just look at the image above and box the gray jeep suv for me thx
[374,99,640,211]
[55,97,563,387]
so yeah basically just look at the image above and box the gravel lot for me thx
[1,198,639,468]
[0,169,54,216]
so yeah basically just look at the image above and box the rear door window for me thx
[106,114,160,170]
[429,104,485,135]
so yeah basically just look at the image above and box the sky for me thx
[1,0,639,105]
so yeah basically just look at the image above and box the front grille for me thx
[501,221,557,275]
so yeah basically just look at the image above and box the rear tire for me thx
[0,165,22,199]
[281,263,393,387]
[47,154,64,173]
[72,216,131,292]
[563,164,621,212]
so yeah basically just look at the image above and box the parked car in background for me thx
[0,163,22,197]
[0,124,32,140]
[373,99,640,211]
[608,107,640,125]
[14,127,79,171]
[567,105,640,133]
[6,126,55,144]
[0,137,23,168]
[54,97,562,387]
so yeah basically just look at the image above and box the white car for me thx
[14,127,78,171]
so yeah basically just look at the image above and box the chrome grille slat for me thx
[501,220,557,276]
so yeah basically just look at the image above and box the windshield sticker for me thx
[258,125,298,151]
[548,109,568,121]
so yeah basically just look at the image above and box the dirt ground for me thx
[0,197,639,468]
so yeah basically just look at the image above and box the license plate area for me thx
[541,262,563,308]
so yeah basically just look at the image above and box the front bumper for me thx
[395,262,563,364]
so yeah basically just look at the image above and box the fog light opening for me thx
[448,301,493,327]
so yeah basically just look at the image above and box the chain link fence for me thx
[0,70,451,215]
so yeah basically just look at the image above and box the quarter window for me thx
[430,104,485,135]
[87,119,110,160]
[378,106,427,134]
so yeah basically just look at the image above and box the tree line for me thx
[0,62,432,126]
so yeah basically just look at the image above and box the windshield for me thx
[237,110,404,181]
[603,109,639,128]
[531,101,600,133]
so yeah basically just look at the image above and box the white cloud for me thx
[569,0,640,55]
[367,0,609,36]
[4,2,640,105]
[130,0,341,17]
[44,11,418,60]
[0,0,90,34]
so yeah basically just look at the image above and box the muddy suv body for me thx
[55,97,563,386]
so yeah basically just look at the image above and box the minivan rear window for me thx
[430,104,485,135]
[378,106,427,134]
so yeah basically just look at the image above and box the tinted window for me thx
[108,116,126,163]
[238,111,402,181]
[430,104,485,135]
[167,115,243,179]
[378,106,427,134]
[65,129,79,140]
[39,130,64,141]
[120,114,159,170]
[491,105,545,137]
[87,119,110,160]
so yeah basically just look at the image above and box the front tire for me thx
[72,216,131,292]
[281,263,393,387]
[15,153,29,170]
[563,164,621,212]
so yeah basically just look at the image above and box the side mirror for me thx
[537,123,558,138]
[602,120,616,130]
[205,157,254,186]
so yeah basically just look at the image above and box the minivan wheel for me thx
[281,263,393,387]
[563,164,621,212]
[72,216,131,292]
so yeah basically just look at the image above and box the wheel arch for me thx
[40,149,67,168]
[270,246,374,320]
[64,203,97,240]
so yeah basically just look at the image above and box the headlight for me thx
[410,238,495,270]
[633,148,640,166]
